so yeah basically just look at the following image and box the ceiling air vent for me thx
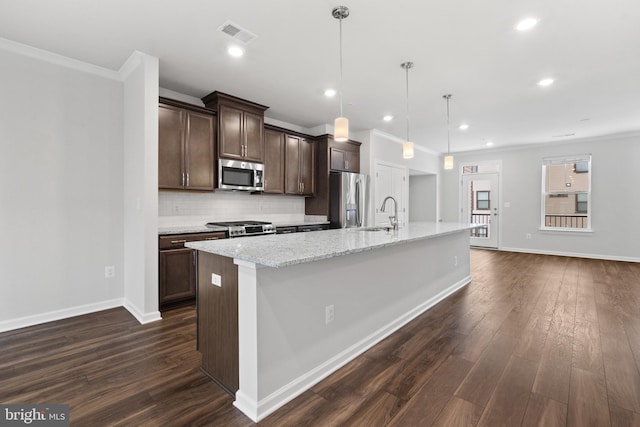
[218,21,258,44]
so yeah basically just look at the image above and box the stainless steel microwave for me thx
[218,159,264,191]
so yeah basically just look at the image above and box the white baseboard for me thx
[235,275,472,422]
[0,298,125,333]
[500,247,640,263]
[123,300,162,324]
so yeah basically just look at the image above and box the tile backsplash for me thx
[158,191,307,227]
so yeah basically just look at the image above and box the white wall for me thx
[441,135,640,261]
[0,40,125,330]
[122,52,161,323]
[409,175,437,221]
[356,129,442,225]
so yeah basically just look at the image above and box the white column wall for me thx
[122,52,161,323]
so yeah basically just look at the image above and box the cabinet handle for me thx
[182,173,185,187]
[186,173,190,187]
[345,160,349,170]
[170,239,187,244]
[205,237,221,240]
[301,182,305,193]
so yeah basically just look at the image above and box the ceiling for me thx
[2,0,639,153]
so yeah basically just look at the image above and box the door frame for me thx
[458,160,502,249]
[373,160,409,227]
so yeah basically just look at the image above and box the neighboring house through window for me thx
[541,155,592,230]
[476,191,490,210]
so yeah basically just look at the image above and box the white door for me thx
[375,163,406,227]
[462,173,499,248]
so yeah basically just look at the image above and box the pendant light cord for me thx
[405,65,410,142]
[339,14,344,117]
[445,94,452,155]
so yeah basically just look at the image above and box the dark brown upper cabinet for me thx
[158,99,216,191]
[263,128,286,193]
[285,135,314,196]
[330,147,360,173]
[202,91,268,163]
[305,135,361,216]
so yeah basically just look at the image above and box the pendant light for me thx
[332,6,349,142]
[401,62,414,159]
[443,94,454,169]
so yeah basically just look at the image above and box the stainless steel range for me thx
[205,220,276,238]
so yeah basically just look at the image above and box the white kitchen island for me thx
[187,222,473,422]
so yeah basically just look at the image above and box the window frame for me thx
[540,154,592,232]
[476,191,490,210]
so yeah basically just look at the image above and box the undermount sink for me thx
[359,226,393,232]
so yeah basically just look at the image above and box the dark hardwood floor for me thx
[2,250,640,426]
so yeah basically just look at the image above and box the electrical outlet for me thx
[211,273,221,287]
[526,233,532,239]
[454,256,458,266]
[325,304,334,325]
[105,266,115,278]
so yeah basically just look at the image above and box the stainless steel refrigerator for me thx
[329,172,369,228]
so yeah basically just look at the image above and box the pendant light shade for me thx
[444,155,454,170]
[403,142,414,159]
[443,94,454,170]
[401,61,414,159]
[332,6,349,142]
[334,116,349,142]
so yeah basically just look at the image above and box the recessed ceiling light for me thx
[486,141,494,147]
[538,78,554,87]
[459,124,469,130]
[515,18,538,32]
[383,115,393,122]
[227,46,244,58]
[324,88,337,97]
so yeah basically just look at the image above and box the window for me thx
[575,193,588,213]
[541,155,591,230]
[476,191,490,210]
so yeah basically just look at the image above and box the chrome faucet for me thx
[380,196,399,230]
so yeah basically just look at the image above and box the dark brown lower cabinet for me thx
[197,251,239,395]
[158,232,226,311]
[159,248,196,306]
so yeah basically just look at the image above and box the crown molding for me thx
[0,37,121,81]
[370,129,441,156]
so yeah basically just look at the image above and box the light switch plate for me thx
[211,273,221,287]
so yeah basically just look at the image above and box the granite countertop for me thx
[186,222,472,268]
[158,225,227,235]
[272,220,330,228]
[159,220,329,235]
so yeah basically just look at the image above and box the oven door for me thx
[218,159,263,191]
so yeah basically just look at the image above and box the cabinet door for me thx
[347,150,360,173]
[185,111,215,190]
[158,104,185,189]
[330,147,346,171]
[330,147,359,173]
[159,248,196,305]
[244,111,264,162]
[285,136,301,194]
[264,129,285,193]
[299,138,314,196]
[218,104,244,159]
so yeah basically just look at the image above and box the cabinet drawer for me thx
[159,232,227,250]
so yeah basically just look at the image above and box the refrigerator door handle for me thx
[355,179,361,227]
